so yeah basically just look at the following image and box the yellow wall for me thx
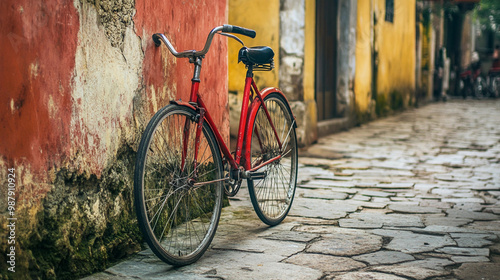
[228,0,280,93]
[355,0,373,113]
[304,0,315,103]
[355,0,416,118]
[375,0,416,101]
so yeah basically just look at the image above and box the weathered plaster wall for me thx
[354,0,416,120]
[280,0,318,146]
[0,0,228,278]
[374,0,416,115]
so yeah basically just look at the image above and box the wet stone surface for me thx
[84,100,500,279]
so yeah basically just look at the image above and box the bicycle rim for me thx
[134,105,223,266]
[248,93,298,226]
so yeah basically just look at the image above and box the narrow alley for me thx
[85,99,500,280]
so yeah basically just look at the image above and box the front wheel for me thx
[134,105,223,266]
[247,93,298,226]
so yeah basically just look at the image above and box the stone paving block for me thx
[454,262,500,280]
[414,183,437,193]
[352,250,415,265]
[471,185,500,191]
[450,233,495,248]
[350,194,371,201]
[436,247,489,256]
[419,200,453,209]
[306,180,357,188]
[372,265,450,280]
[292,225,365,235]
[182,249,324,280]
[431,188,457,197]
[301,189,349,200]
[212,236,306,256]
[388,204,442,214]
[442,198,485,204]
[410,225,487,234]
[330,271,408,280]
[346,200,388,209]
[371,229,455,253]
[353,182,378,188]
[307,233,382,256]
[290,199,357,220]
[259,231,320,243]
[370,161,414,171]
[464,220,500,234]
[371,197,392,203]
[339,218,383,229]
[451,256,490,263]
[377,182,415,189]
[446,209,499,221]
[335,162,371,170]
[403,257,454,270]
[344,212,424,228]
[360,190,396,198]
[284,253,366,272]
[453,203,485,212]
[434,173,471,182]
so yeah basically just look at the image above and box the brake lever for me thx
[218,32,245,46]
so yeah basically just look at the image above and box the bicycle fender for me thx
[241,87,297,170]
[169,99,197,111]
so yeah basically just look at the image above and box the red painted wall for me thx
[0,0,79,177]
[0,0,228,197]
[135,0,229,135]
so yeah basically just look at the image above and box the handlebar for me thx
[152,25,256,58]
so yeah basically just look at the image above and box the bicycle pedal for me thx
[249,171,267,180]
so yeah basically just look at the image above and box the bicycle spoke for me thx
[248,95,297,226]
[135,106,223,265]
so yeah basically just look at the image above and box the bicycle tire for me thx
[134,104,223,266]
[247,92,298,226]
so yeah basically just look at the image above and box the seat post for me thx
[246,64,254,78]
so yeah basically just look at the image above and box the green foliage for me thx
[475,0,500,32]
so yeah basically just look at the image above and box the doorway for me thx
[315,0,338,121]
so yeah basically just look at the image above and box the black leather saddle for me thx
[238,46,274,65]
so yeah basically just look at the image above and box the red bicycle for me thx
[134,25,298,266]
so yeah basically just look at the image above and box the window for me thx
[385,0,394,23]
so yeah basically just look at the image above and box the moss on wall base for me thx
[375,90,411,118]
[0,145,142,280]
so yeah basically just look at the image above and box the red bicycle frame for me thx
[176,63,284,179]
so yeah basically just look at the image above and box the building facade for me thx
[228,0,417,146]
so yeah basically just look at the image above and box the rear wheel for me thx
[247,93,298,226]
[134,105,223,266]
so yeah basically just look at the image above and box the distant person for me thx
[492,45,500,69]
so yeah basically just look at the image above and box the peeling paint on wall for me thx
[0,0,228,278]
[71,0,143,177]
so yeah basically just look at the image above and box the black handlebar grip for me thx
[152,33,162,47]
[222,24,256,38]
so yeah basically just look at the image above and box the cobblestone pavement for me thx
[84,99,500,280]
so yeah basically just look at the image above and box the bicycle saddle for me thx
[238,46,274,65]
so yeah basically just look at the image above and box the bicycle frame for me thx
[176,60,284,178]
